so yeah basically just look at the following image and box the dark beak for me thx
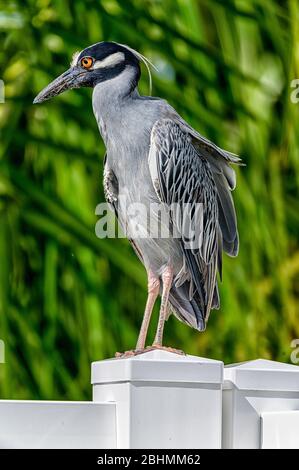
[33,67,85,104]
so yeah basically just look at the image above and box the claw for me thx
[115,344,186,358]
[115,349,146,358]
[146,344,186,355]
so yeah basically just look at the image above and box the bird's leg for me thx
[148,267,185,355]
[135,270,160,350]
[115,270,159,358]
[152,266,173,347]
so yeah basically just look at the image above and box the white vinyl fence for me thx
[1,350,299,449]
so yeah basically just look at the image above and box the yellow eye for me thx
[80,57,93,69]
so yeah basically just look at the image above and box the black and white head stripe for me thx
[71,50,125,70]
[93,52,125,69]
[71,42,157,93]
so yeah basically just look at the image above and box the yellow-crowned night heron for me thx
[34,41,241,356]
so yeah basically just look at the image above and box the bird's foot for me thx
[115,345,186,358]
[146,344,186,355]
[115,348,146,358]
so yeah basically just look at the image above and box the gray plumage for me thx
[33,41,241,347]
[93,65,240,331]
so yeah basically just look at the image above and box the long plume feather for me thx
[116,43,158,95]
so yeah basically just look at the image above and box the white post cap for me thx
[92,349,223,385]
[224,359,299,392]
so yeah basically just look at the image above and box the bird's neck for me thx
[92,66,140,143]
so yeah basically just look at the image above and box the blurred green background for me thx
[0,0,298,400]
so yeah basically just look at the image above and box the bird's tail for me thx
[168,281,220,331]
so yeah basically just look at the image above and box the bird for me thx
[34,41,241,357]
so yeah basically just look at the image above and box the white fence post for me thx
[1,355,298,448]
[222,359,299,449]
[92,349,223,449]
[0,401,116,449]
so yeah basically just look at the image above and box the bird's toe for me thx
[147,344,186,355]
[115,348,146,358]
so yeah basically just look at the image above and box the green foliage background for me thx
[0,0,298,400]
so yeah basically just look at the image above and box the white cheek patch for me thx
[70,51,81,67]
[93,52,125,69]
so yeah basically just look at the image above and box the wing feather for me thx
[149,118,220,325]
[164,111,241,257]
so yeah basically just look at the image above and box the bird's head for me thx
[33,41,148,104]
